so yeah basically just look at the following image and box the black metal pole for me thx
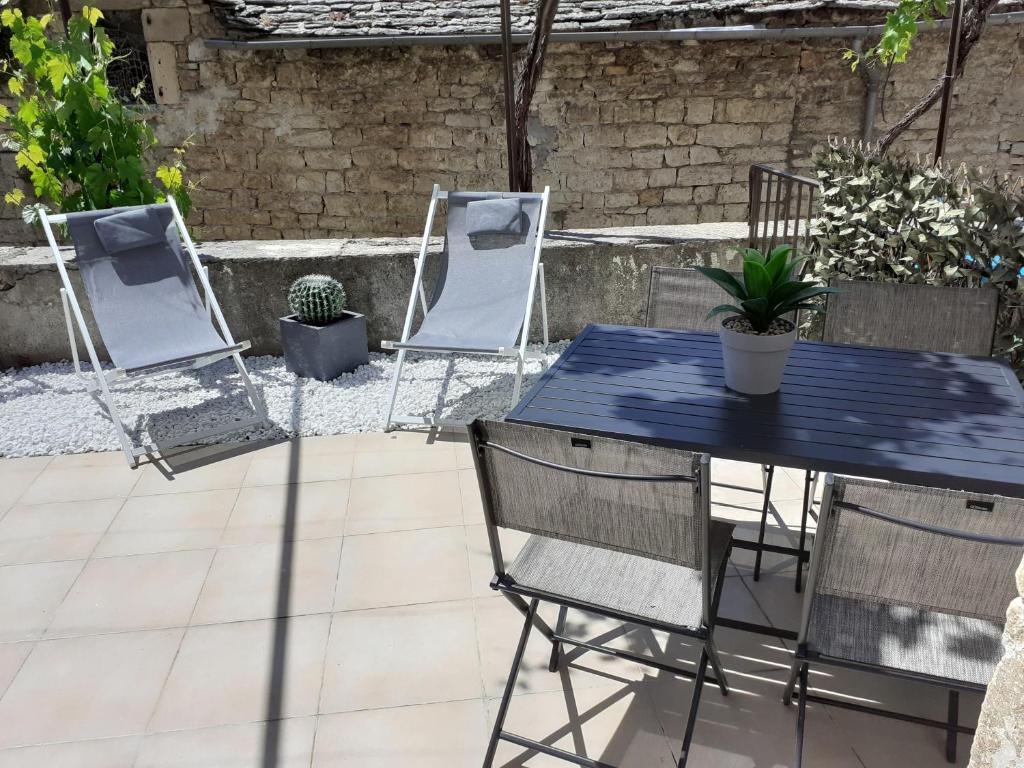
[499,0,519,191]
[935,0,964,162]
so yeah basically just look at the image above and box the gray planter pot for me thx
[280,310,369,382]
[718,318,797,395]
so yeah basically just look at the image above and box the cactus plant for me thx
[288,274,347,326]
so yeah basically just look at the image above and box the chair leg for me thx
[705,641,730,696]
[548,605,567,672]
[795,470,812,593]
[946,690,959,764]
[753,465,775,581]
[231,353,268,421]
[511,352,526,406]
[677,649,709,768]
[483,598,538,768]
[382,348,407,431]
[795,662,809,768]
[781,657,802,705]
[539,262,549,348]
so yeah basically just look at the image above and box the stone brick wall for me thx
[1,1,1022,244]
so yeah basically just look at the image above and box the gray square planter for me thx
[280,310,369,381]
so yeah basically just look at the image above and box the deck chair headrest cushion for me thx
[93,207,169,255]
[465,197,522,237]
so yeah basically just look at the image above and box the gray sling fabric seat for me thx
[470,418,732,768]
[823,279,999,355]
[392,192,543,353]
[41,202,267,467]
[807,593,1004,687]
[65,205,239,372]
[784,475,1024,767]
[646,265,738,331]
[508,520,734,630]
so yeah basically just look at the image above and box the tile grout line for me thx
[139,484,243,740]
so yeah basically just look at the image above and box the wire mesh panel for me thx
[748,164,819,254]
[473,420,705,570]
[646,267,735,331]
[102,11,155,103]
[817,477,1024,621]
[822,279,999,356]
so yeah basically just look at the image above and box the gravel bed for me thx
[0,341,569,458]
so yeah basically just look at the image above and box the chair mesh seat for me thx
[807,594,1005,687]
[507,520,734,631]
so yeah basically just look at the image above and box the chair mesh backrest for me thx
[647,267,735,331]
[815,477,1024,621]
[473,420,705,570]
[823,280,999,355]
[63,204,227,371]
[748,164,818,254]
[422,191,543,348]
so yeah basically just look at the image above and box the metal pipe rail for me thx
[205,11,1024,50]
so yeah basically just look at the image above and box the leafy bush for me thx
[0,6,192,221]
[811,140,1024,376]
[696,245,835,334]
[288,274,347,325]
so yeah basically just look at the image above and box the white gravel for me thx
[0,342,569,458]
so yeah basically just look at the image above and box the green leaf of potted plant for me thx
[696,245,836,395]
[280,274,369,381]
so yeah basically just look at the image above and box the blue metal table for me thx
[508,324,1024,498]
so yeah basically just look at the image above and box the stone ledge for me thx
[0,222,748,368]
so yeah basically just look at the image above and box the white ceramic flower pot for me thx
[718,319,797,395]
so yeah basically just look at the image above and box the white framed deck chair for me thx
[382,185,551,431]
[39,199,269,468]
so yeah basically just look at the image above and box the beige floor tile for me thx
[0,457,52,473]
[222,481,349,545]
[0,560,85,641]
[19,464,139,505]
[136,717,316,768]
[355,431,454,452]
[243,452,354,488]
[646,666,865,768]
[0,461,50,513]
[344,471,462,535]
[710,459,804,507]
[191,538,342,625]
[475,599,647,701]
[458,468,485,524]
[492,683,678,768]
[149,615,330,732]
[466,525,531,598]
[0,498,121,565]
[312,700,488,768]
[0,642,32,700]
[454,441,476,470]
[736,567,805,633]
[827,704,972,768]
[248,434,359,459]
[0,628,182,747]
[0,736,140,768]
[351,449,458,478]
[47,549,214,638]
[131,455,252,497]
[94,489,237,558]
[320,600,483,713]
[335,527,472,611]
[48,451,131,469]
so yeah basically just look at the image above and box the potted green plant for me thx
[696,246,835,395]
[280,275,369,381]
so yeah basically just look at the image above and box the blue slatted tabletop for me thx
[507,324,1024,497]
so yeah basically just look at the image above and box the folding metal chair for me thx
[782,475,1024,766]
[647,266,793,587]
[382,186,550,430]
[39,200,268,467]
[469,419,734,767]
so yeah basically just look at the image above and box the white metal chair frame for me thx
[39,198,269,468]
[382,184,551,431]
